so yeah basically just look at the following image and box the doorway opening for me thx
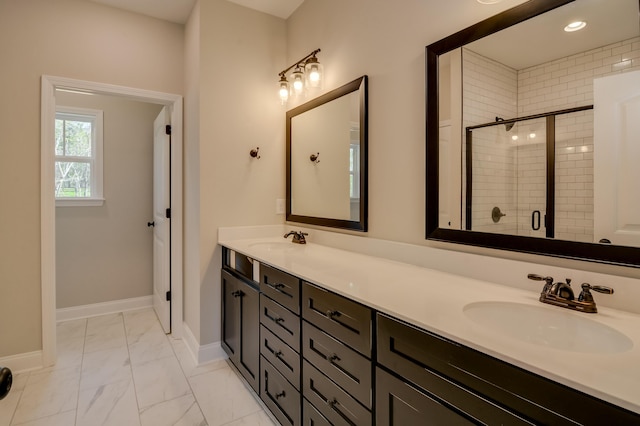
[41,75,183,367]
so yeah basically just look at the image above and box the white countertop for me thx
[218,235,640,414]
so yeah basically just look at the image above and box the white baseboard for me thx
[0,350,43,374]
[56,295,153,322]
[182,322,227,366]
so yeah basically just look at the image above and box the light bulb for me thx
[564,21,586,32]
[292,66,304,95]
[305,56,323,89]
[278,77,289,104]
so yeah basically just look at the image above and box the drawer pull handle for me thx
[231,290,243,298]
[275,317,285,323]
[273,282,286,289]
[274,350,283,359]
[329,354,340,364]
[275,391,286,399]
[327,398,339,408]
[326,310,340,319]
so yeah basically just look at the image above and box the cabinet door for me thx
[221,269,259,393]
[222,270,240,360]
[239,278,260,392]
[376,368,474,426]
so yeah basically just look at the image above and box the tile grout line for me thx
[122,312,143,426]
[73,317,89,426]
[166,332,209,425]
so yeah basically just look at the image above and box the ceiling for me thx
[468,0,639,70]
[88,0,304,23]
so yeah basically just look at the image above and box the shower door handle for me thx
[532,210,541,231]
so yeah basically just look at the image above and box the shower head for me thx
[495,116,515,132]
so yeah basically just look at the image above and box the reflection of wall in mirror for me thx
[451,36,640,243]
[438,50,462,229]
[291,94,352,220]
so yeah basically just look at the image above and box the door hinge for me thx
[166,291,171,301]
[165,125,172,135]
[166,208,171,219]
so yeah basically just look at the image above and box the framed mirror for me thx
[287,75,368,231]
[426,0,640,266]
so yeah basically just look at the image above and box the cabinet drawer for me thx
[261,264,301,314]
[302,398,331,426]
[377,313,640,425]
[261,357,301,426]
[302,360,371,426]
[302,321,371,408]
[302,283,371,357]
[376,367,474,426]
[261,325,301,390]
[260,294,300,352]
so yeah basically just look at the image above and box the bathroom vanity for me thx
[219,232,640,425]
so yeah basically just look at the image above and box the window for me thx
[55,107,103,206]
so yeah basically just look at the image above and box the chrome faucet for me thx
[527,274,613,313]
[284,230,308,244]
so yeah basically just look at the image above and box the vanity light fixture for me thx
[278,48,322,105]
[564,21,586,32]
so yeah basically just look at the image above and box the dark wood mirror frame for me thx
[286,75,368,231]
[425,0,640,267]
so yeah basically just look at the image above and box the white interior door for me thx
[153,107,171,333]
[594,71,640,247]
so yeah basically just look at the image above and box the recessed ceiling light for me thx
[564,21,587,32]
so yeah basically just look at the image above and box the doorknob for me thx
[147,221,155,227]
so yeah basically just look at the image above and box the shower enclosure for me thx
[464,105,594,244]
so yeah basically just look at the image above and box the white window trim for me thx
[55,106,104,207]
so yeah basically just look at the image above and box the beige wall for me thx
[55,92,162,308]
[0,0,183,358]
[184,0,287,344]
[286,0,640,280]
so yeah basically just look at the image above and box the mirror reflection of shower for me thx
[465,106,594,243]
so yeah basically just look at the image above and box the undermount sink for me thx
[248,241,302,252]
[463,301,633,354]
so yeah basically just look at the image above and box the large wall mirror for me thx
[426,0,640,266]
[287,76,368,231]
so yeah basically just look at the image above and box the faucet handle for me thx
[578,283,614,303]
[581,283,614,294]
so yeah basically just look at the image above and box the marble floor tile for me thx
[86,313,124,334]
[84,322,127,354]
[127,328,174,365]
[56,319,87,343]
[76,378,140,426]
[11,366,80,425]
[170,337,227,378]
[224,410,277,426]
[11,410,76,426]
[80,346,132,390]
[131,356,191,409]
[139,394,207,426]
[123,309,163,340]
[3,310,276,426]
[0,388,21,426]
[189,366,262,426]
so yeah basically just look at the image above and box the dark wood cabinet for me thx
[221,269,260,393]
[377,313,640,425]
[222,248,640,426]
[261,357,301,426]
[376,368,475,426]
